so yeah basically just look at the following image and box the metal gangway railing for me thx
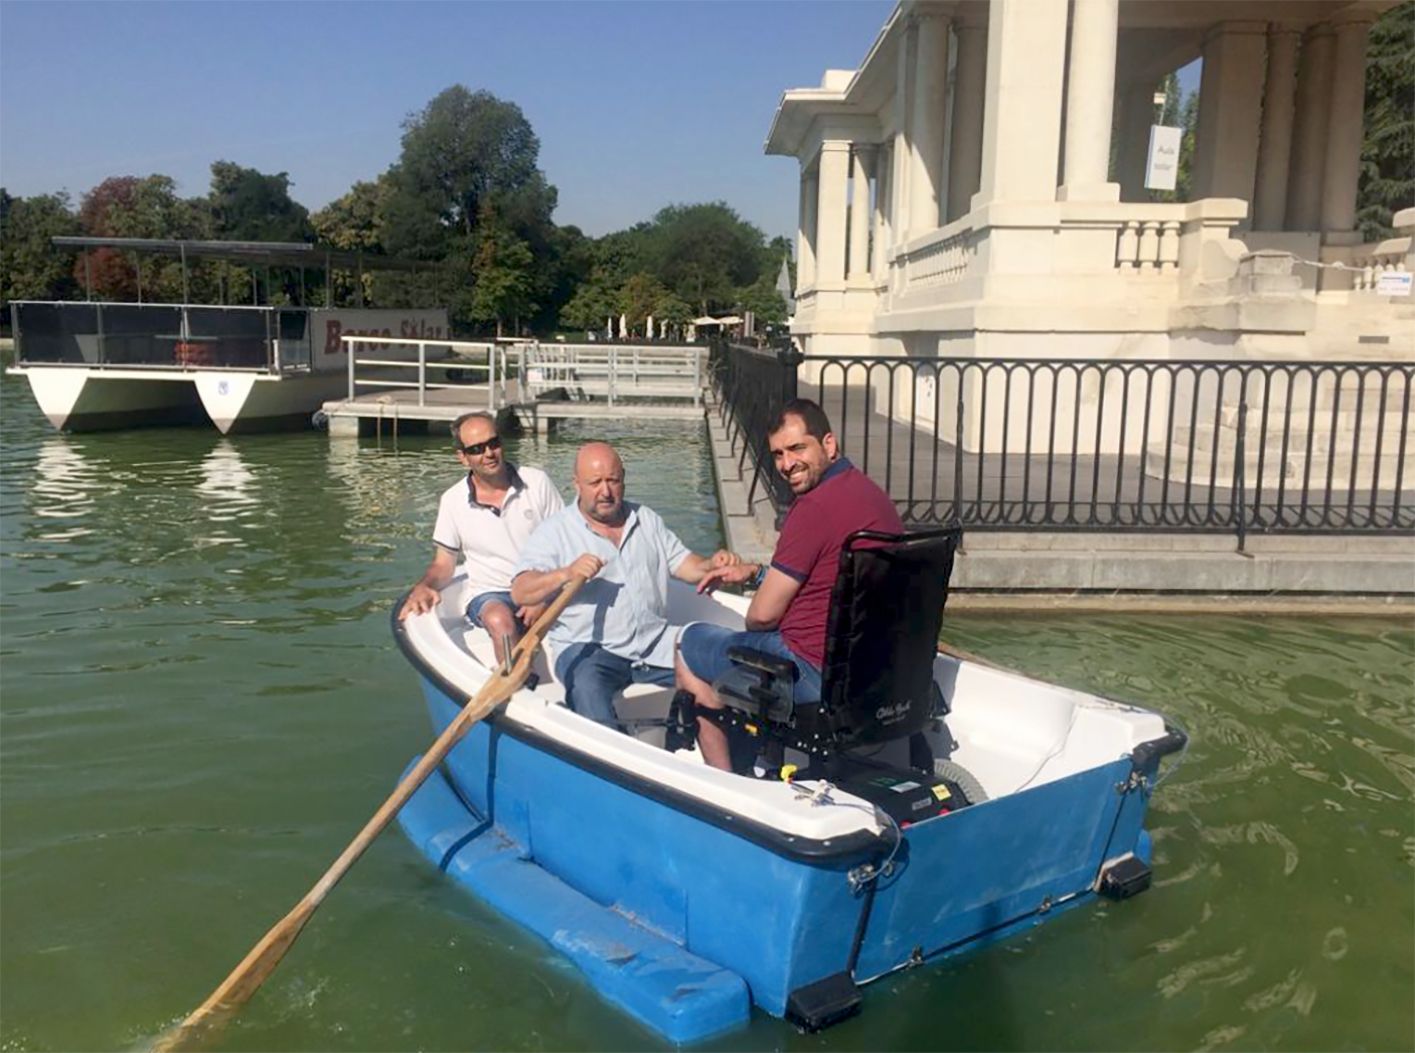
[342,336,514,410]
[520,343,703,405]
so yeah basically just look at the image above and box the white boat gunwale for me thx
[390,574,1187,864]
[391,601,890,864]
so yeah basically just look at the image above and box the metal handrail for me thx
[520,342,703,406]
[342,335,504,409]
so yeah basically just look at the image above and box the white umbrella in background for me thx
[618,313,628,339]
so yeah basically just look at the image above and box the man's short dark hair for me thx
[450,411,495,443]
[768,398,833,441]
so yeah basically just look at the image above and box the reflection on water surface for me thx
[0,371,1410,1052]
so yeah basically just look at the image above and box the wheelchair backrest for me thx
[818,527,961,749]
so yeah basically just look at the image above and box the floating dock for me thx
[321,340,708,436]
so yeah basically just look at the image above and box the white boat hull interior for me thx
[402,575,1171,840]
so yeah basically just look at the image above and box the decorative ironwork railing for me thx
[712,342,1413,539]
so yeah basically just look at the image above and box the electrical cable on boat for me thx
[1009,704,1082,795]
[789,781,905,889]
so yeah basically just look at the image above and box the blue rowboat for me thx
[392,572,1184,1044]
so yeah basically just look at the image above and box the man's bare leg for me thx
[674,648,732,770]
[479,601,523,666]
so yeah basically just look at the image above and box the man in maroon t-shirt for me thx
[677,398,904,770]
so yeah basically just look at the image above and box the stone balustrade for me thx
[1349,235,1412,291]
[899,220,977,292]
[1114,217,1182,273]
[877,199,1247,304]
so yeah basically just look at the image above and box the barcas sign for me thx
[319,310,450,356]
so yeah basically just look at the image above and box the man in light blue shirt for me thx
[512,442,740,728]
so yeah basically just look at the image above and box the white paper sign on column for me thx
[1145,125,1183,191]
[1375,271,1412,297]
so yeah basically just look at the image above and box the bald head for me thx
[573,442,627,525]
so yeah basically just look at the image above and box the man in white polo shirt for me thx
[398,411,564,663]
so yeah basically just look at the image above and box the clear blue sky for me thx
[0,0,896,240]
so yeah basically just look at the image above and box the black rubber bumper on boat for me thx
[1130,724,1188,771]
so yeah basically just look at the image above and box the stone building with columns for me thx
[766,0,1412,366]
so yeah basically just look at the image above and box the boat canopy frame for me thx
[52,235,424,310]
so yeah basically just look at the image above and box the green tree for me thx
[643,202,766,313]
[208,161,313,242]
[1357,1,1415,240]
[536,223,594,331]
[312,178,386,305]
[468,219,536,337]
[1,190,81,312]
[379,85,555,259]
[618,271,670,327]
[73,175,209,300]
[736,273,787,327]
[559,279,616,332]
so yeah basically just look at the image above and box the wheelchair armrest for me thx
[727,645,795,682]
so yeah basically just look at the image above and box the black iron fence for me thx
[711,342,1414,537]
[11,301,311,372]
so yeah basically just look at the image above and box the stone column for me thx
[1115,82,1157,201]
[908,10,950,236]
[974,0,1069,207]
[1285,24,1335,230]
[891,19,916,243]
[1252,25,1302,230]
[797,167,817,290]
[1320,13,1376,233]
[848,145,875,279]
[946,21,987,221]
[815,141,851,287]
[1057,0,1121,201]
[872,148,892,282]
[1192,22,1268,205]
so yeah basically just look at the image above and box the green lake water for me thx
[1,368,1411,1052]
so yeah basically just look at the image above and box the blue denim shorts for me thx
[678,623,822,704]
[465,589,518,629]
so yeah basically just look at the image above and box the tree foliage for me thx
[72,175,209,300]
[642,202,764,313]
[1357,1,1414,240]
[312,178,386,304]
[555,203,786,335]
[380,86,553,253]
[1,190,82,311]
[209,161,313,242]
[468,214,536,336]
[377,86,559,330]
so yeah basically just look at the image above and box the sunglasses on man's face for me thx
[459,435,503,457]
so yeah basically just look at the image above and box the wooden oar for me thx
[153,577,585,1052]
